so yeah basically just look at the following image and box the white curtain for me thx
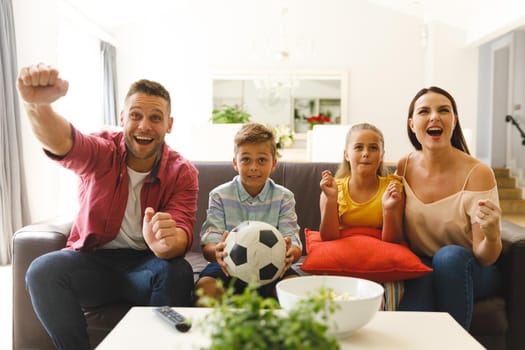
[0,0,27,265]
[101,41,118,126]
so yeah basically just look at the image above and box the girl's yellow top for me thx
[335,174,402,229]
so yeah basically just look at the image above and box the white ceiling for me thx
[366,0,477,30]
[63,0,476,31]
[62,0,525,45]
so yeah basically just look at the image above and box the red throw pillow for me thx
[301,228,432,283]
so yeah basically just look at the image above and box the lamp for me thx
[254,74,297,111]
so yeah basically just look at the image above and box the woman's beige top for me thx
[402,158,499,257]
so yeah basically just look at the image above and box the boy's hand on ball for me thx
[281,237,300,277]
[216,231,229,276]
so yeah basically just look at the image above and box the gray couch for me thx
[12,161,525,349]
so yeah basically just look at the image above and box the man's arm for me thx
[17,63,72,156]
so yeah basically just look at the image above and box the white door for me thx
[490,35,513,168]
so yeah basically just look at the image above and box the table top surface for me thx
[96,307,485,350]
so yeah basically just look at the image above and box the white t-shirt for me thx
[101,167,150,249]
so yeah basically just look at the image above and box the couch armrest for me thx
[500,219,525,350]
[12,217,73,350]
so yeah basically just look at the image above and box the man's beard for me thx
[125,137,162,161]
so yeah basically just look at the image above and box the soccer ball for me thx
[224,221,287,286]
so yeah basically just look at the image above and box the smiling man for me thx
[17,63,198,350]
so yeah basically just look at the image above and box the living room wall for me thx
[111,0,478,163]
[12,0,481,223]
[14,0,101,223]
[14,0,62,223]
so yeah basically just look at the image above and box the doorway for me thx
[486,34,514,168]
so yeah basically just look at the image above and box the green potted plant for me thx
[210,104,251,124]
[197,282,340,350]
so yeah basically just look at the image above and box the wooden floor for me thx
[0,264,11,350]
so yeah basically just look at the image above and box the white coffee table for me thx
[96,307,485,350]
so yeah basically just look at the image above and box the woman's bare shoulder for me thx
[395,152,416,176]
[464,156,497,191]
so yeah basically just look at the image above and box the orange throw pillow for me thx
[301,228,432,283]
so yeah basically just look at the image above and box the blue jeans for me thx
[26,249,193,350]
[397,245,502,330]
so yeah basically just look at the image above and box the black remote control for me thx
[154,306,192,332]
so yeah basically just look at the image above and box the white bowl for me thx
[276,275,384,338]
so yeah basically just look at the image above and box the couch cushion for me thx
[186,251,208,275]
[470,297,508,335]
[84,304,131,348]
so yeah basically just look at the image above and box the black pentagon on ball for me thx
[229,243,247,265]
[259,263,279,280]
[259,229,279,248]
